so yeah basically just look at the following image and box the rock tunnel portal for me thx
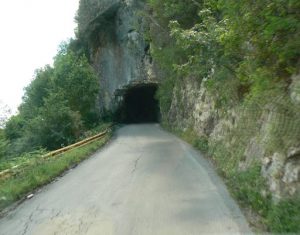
[117,84,160,123]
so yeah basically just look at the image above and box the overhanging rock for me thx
[77,0,157,112]
[114,80,159,97]
[78,0,121,34]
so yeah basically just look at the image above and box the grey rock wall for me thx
[167,76,300,201]
[78,0,155,111]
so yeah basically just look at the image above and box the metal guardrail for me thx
[0,127,112,180]
[42,129,109,158]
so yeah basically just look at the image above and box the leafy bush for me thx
[4,41,100,153]
[229,164,270,215]
[0,130,9,160]
[267,198,300,233]
[147,0,300,110]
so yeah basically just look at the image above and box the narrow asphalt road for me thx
[0,124,252,235]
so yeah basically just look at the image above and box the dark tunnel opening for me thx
[118,84,160,123]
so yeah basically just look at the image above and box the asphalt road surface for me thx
[0,124,252,235]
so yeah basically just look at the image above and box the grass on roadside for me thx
[0,133,111,211]
[0,122,113,172]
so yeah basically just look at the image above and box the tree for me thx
[0,101,11,129]
[0,129,9,159]
[22,92,83,150]
[19,65,53,120]
[4,41,100,153]
[53,49,99,126]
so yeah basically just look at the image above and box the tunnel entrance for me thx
[118,84,160,123]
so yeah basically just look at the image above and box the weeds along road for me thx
[0,124,252,235]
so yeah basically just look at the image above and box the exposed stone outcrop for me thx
[290,74,300,105]
[167,76,300,201]
[77,0,155,111]
[169,77,219,136]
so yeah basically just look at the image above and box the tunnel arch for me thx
[116,83,160,123]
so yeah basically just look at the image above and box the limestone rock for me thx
[262,152,286,200]
[290,74,300,105]
[242,137,265,169]
[168,78,218,136]
[283,162,300,184]
[77,0,154,111]
[288,146,300,159]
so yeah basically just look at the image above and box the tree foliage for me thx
[5,42,100,153]
[147,0,300,108]
[0,101,11,159]
[0,129,9,159]
[0,101,11,129]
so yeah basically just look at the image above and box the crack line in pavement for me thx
[132,153,142,173]
[50,209,62,221]
[22,210,34,235]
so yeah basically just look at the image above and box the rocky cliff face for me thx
[167,75,300,201]
[77,0,155,111]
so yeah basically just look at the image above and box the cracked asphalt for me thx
[0,124,252,235]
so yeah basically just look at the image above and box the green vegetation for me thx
[0,133,111,211]
[0,130,9,160]
[148,0,300,109]
[0,102,10,129]
[172,127,209,153]
[0,103,10,160]
[4,41,102,156]
[146,0,300,232]
[0,122,111,171]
